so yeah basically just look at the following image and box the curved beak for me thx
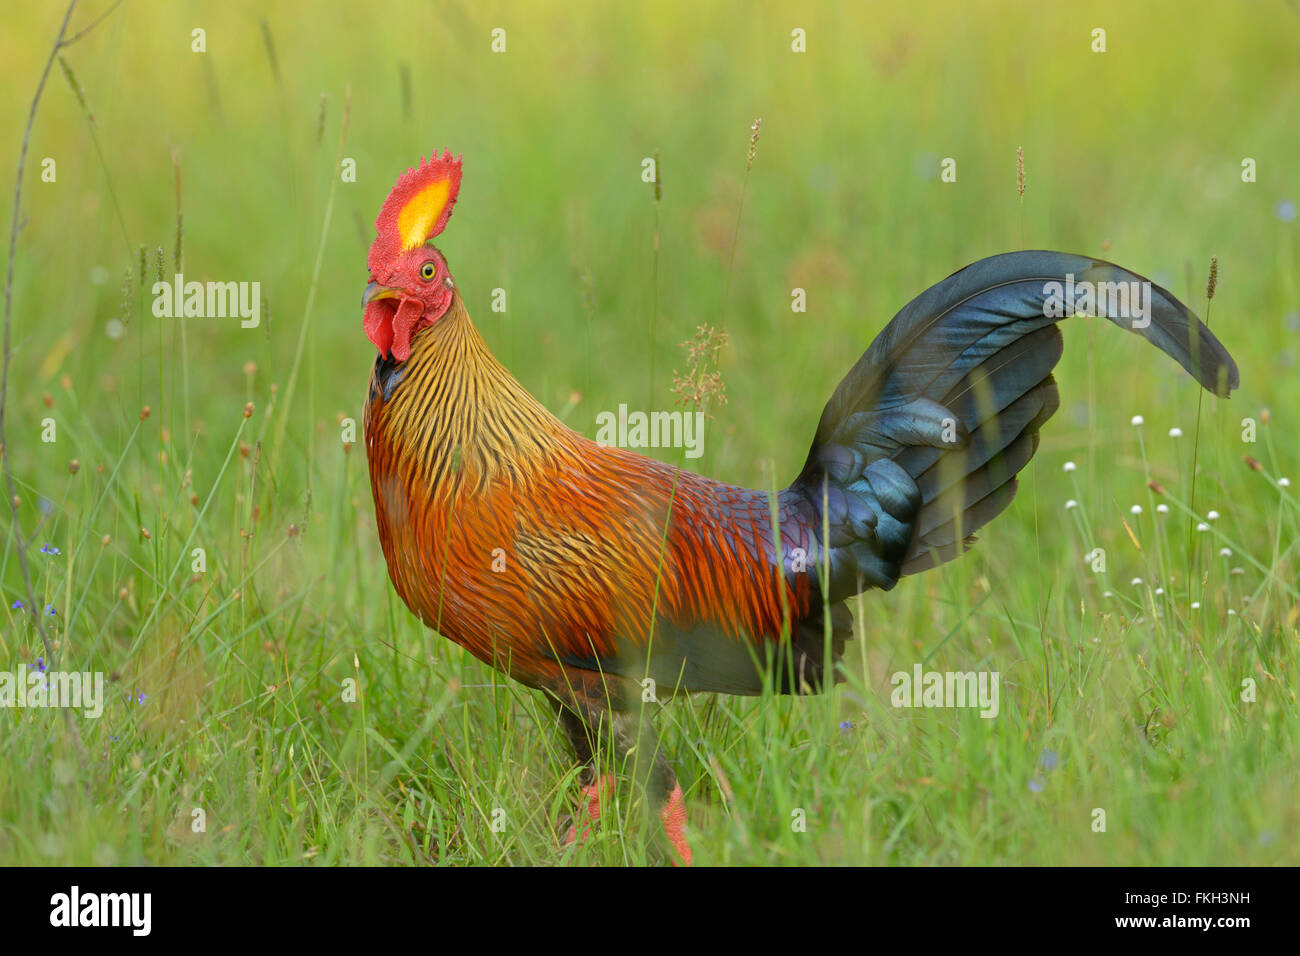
[362,281,401,306]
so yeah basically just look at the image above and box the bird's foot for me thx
[660,782,692,866]
[563,773,617,846]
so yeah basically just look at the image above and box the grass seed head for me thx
[671,324,730,413]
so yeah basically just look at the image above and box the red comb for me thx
[368,151,462,271]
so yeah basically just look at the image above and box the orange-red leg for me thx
[548,685,693,865]
[660,782,692,866]
[563,772,617,846]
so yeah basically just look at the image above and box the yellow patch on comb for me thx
[397,180,453,251]
[369,151,462,272]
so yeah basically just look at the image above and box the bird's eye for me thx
[419,261,437,281]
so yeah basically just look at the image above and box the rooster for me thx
[361,152,1238,866]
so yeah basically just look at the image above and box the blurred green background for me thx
[0,0,1296,866]
[4,0,1295,472]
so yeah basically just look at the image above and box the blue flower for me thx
[839,720,853,732]
[37,499,54,517]
[9,599,21,610]
[45,605,57,616]
[1040,748,1060,772]
[1277,200,1297,223]
[1029,775,1046,793]
[39,542,60,555]
[136,691,146,705]
[36,657,45,672]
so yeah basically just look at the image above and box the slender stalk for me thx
[649,149,661,409]
[2,0,122,764]
[720,118,761,330]
[1186,257,1218,607]
[272,84,352,481]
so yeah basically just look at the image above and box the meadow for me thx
[0,0,1296,865]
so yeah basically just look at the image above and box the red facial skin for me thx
[363,246,455,361]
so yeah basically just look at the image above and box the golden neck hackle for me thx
[376,292,571,495]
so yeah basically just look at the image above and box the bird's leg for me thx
[550,695,595,786]
[549,677,693,865]
[607,708,692,867]
[551,698,616,845]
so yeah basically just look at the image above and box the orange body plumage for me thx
[364,295,819,705]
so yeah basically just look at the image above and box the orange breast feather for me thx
[363,306,813,697]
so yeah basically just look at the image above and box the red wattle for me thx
[390,298,424,362]
[363,300,395,358]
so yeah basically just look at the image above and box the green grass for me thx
[1,0,1297,865]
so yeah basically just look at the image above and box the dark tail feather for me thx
[785,250,1238,604]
